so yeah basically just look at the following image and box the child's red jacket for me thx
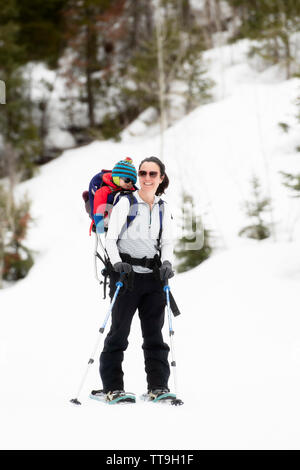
[92,172,135,234]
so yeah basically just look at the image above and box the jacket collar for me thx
[135,191,161,205]
[103,172,136,192]
[103,172,118,189]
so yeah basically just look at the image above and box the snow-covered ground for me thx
[1,40,300,450]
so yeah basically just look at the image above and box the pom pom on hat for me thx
[112,157,137,184]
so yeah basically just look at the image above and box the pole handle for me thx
[116,271,126,288]
[163,279,170,292]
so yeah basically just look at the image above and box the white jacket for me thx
[105,191,174,273]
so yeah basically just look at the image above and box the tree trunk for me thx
[212,0,222,33]
[86,64,95,128]
[203,0,214,48]
[144,0,153,37]
[180,0,191,31]
[4,143,16,236]
[154,0,167,161]
[128,0,141,49]
[277,0,292,79]
[284,36,291,79]
[85,7,96,128]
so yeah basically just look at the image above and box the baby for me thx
[93,157,137,233]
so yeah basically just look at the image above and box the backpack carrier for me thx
[82,170,165,299]
[83,169,137,234]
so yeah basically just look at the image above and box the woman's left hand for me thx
[159,261,175,281]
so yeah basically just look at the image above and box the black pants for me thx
[99,272,170,393]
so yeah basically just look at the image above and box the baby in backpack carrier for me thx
[84,157,137,234]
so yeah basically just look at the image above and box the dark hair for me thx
[138,156,169,196]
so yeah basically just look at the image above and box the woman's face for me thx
[138,162,164,194]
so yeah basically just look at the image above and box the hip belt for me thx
[120,252,161,270]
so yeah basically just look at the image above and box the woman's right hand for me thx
[113,262,132,274]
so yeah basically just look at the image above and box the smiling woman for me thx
[97,156,175,404]
[138,157,169,202]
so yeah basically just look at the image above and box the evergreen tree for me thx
[0,144,34,286]
[122,0,213,122]
[177,24,214,113]
[239,175,272,240]
[61,0,127,133]
[121,34,161,112]
[127,0,154,50]
[1,191,34,283]
[223,0,300,78]
[0,0,41,180]
[16,0,68,68]
[175,192,212,273]
[280,171,300,197]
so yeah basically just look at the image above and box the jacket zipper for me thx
[148,203,157,229]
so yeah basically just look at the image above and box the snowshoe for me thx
[89,389,136,405]
[140,388,178,404]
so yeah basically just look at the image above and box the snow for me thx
[1,40,300,450]
[121,107,159,140]
[44,128,76,150]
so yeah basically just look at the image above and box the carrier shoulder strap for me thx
[117,193,139,239]
[157,199,165,250]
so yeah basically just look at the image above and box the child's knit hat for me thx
[112,157,137,185]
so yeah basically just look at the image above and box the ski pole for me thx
[164,280,184,406]
[94,232,112,299]
[94,232,109,282]
[70,273,125,406]
[94,232,101,283]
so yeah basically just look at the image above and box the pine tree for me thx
[127,0,154,50]
[0,0,41,180]
[0,144,34,286]
[280,171,300,197]
[61,0,128,133]
[174,192,212,273]
[121,34,161,112]
[2,193,34,283]
[122,0,213,124]
[16,0,68,68]
[177,24,214,113]
[239,175,272,240]
[223,0,300,78]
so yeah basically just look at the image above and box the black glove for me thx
[159,261,174,281]
[113,262,132,274]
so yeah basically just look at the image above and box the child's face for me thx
[119,177,133,189]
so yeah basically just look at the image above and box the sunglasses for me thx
[138,170,159,178]
[121,177,133,184]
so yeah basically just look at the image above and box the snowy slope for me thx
[1,41,300,450]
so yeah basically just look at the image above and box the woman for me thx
[98,156,175,403]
